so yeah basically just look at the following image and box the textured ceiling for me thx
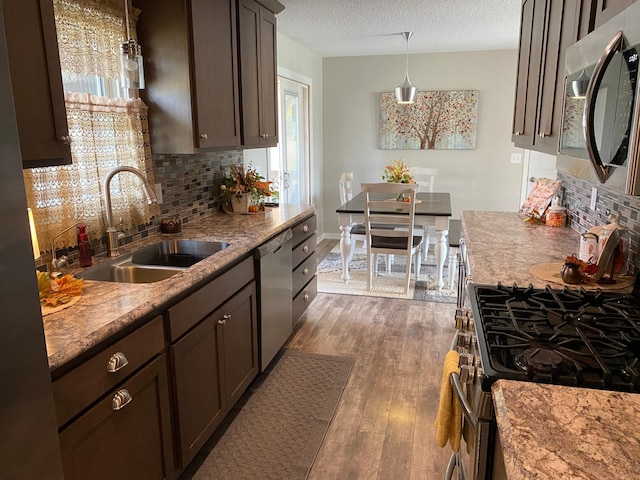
[277,0,523,57]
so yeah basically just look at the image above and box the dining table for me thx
[336,191,452,290]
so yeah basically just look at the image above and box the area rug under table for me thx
[191,350,354,480]
[317,248,457,304]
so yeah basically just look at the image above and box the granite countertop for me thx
[43,204,315,372]
[461,210,581,287]
[492,380,640,480]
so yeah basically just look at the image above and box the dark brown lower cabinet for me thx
[58,354,174,480]
[171,281,258,468]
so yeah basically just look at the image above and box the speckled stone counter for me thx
[492,380,640,480]
[460,210,582,287]
[43,204,315,372]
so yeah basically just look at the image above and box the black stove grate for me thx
[470,283,640,392]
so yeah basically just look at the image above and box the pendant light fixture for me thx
[395,31,417,104]
[120,0,145,90]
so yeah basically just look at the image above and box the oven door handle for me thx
[450,371,478,430]
[583,30,624,183]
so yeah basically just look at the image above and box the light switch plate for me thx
[510,153,522,164]
[590,187,597,210]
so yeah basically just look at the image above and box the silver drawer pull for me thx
[303,225,309,232]
[304,294,309,301]
[107,352,129,373]
[303,245,309,252]
[200,133,208,140]
[218,314,231,325]
[303,268,309,275]
[112,389,133,411]
[59,135,71,144]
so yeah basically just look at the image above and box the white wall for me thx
[276,33,324,234]
[322,49,523,236]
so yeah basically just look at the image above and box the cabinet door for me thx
[594,0,634,28]
[238,0,278,148]
[171,313,225,468]
[191,0,241,148]
[219,281,259,406]
[513,0,544,147]
[536,0,582,154]
[3,0,71,168]
[59,354,174,480]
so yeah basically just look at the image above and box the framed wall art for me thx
[378,90,479,150]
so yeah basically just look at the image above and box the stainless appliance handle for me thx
[450,372,479,430]
[583,30,625,183]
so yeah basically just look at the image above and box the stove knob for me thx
[459,364,475,384]
[459,353,474,366]
[457,332,471,349]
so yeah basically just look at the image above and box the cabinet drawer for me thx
[53,316,164,428]
[293,275,317,324]
[167,256,254,341]
[292,232,316,268]
[291,214,317,246]
[292,252,317,296]
[59,354,174,480]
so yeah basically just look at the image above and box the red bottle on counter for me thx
[77,224,92,267]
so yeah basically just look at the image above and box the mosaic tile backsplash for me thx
[559,171,640,272]
[38,149,243,270]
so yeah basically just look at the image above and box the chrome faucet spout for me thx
[103,166,158,257]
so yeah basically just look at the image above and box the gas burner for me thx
[513,347,569,376]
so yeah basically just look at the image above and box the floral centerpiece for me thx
[221,163,273,213]
[382,158,415,201]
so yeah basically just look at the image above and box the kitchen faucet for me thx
[103,166,158,257]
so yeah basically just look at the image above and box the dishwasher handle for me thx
[255,228,293,258]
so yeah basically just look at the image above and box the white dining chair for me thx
[412,167,438,258]
[339,172,366,263]
[361,182,423,294]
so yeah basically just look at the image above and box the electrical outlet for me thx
[590,187,597,210]
[510,153,522,164]
[155,183,163,204]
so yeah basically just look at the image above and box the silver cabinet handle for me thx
[218,314,231,325]
[514,131,522,136]
[112,389,132,411]
[60,135,71,144]
[303,245,309,252]
[303,268,309,275]
[304,294,309,301]
[107,352,129,373]
[538,132,550,138]
[303,225,309,232]
[200,133,208,140]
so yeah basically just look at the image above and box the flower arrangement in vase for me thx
[221,163,273,213]
[382,158,415,201]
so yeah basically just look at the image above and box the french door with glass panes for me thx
[268,76,310,204]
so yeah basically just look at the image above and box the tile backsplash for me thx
[39,149,242,269]
[559,171,640,272]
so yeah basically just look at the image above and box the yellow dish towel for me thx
[434,350,462,452]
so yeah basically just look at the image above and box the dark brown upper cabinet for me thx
[593,0,635,28]
[3,0,71,168]
[238,0,281,148]
[135,0,242,153]
[512,0,586,155]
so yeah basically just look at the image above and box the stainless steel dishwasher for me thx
[255,228,293,371]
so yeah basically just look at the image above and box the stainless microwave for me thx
[557,2,640,195]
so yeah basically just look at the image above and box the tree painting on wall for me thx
[378,90,479,150]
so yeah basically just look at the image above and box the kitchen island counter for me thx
[492,380,640,480]
[43,204,315,372]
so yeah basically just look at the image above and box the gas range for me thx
[469,283,640,393]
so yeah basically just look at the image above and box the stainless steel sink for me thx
[76,240,229,283]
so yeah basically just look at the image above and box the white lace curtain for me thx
[23,0,157,252]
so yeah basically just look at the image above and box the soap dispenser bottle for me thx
[77,224,93,267]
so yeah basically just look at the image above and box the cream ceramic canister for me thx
[579,232,599,263]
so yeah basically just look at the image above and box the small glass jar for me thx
[545,205,567,227]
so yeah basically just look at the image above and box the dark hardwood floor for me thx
[289,239,456,479]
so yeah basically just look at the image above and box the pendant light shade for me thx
[570,69,590,99]
[395,32,417,104]
[120,0,145,90]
